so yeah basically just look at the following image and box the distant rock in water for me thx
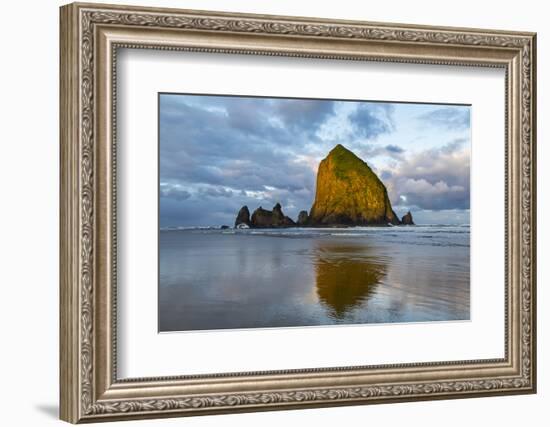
[309,144,401,226]
[220,225,230,230]
[250,203,296,228]
[297,210,309,226]
[401,211,414,225]
[234,205,251,228]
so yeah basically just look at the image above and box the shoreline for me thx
[160,223,470,231]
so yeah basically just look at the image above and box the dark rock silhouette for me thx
[309,144,401,226]
[234,206,251,228]
[401,211,414,225]
[250,203,296,228]
[297,210,309,226]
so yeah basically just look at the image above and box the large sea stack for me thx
[308,144,401,226]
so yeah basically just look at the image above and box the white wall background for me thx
[0,0,545,426]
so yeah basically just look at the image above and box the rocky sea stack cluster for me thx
[234,203,296,228]
[234,144,414,228]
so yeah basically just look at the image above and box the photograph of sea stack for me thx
[159,93,471,332]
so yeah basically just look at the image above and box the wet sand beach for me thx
[159,226,470,332]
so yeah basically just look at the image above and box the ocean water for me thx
[159,225,470,332]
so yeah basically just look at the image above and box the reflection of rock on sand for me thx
[314,243,387,319]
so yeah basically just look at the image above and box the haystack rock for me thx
[234,205,251,228]
[250,203,296,228]
[297,210,309,226]
[308,144,401,226]
[401,211,415,225]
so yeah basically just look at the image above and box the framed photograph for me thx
[60,2,537,423]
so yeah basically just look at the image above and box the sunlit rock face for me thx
[309,144,401,226]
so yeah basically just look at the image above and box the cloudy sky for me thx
[159,93,470,227]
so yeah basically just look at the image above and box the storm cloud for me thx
[417,106,471,130]
[348,103,395,138]
[383,138,470,211]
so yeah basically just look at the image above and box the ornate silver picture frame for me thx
[60,2,536,423]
